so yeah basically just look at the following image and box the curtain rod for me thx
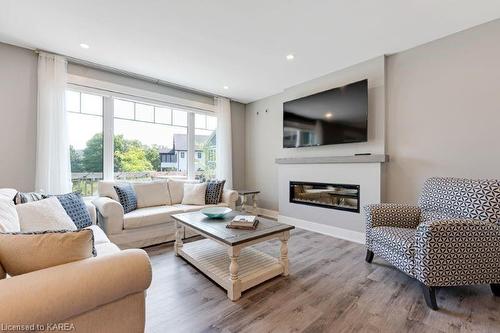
[34,48,222,100]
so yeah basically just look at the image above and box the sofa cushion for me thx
[168,179,199,204]
[114,184,137,214]
[54,192,93,229]
[98,181,123,201]
[205,180,225,204]
[0,198,20,233]
[0,229,95,276]
[182,183,207,205]
[133,180,171,208]
[123,206,184,230]
[85,225,110,245]
[16,197,77,232]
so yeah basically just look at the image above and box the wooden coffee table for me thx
[171,211,294,301]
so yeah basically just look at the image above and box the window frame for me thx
[66,83,217,182]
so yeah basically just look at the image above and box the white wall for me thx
[0,42,37,191]
[245,56,385,210]
[245,19,500,211]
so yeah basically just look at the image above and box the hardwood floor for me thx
[144,229,500,333]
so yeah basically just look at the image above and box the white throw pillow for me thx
[181,183,207,205]
[0,198,20,233]
[133,180,171,208]
[168,179,198,204]
[16,197,77,232]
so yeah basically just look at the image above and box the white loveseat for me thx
[92,179,239,248]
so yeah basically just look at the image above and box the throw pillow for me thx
[13,191,47,205]
[0,198,20,233]
[205,180,226,204]
[168,179,186,204]
[133,180,171,208]
[114,183,137,214]
[182,183,208,205]
[55,192,93,229]
[0,229,95,276]
[16,197,77,232]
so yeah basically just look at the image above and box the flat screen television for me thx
[283,79,368,148]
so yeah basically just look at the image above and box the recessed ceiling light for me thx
[223,86,229,90]
[286,54,294,61]
[79,43,90,49]
[325,112,333,118]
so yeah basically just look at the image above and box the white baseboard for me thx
[278,215,366,244]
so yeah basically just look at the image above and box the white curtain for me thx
[215,97,233,189]
[35,52,72,194]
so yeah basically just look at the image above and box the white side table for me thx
[236,190,260,213]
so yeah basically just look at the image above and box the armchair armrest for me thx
[364,203,421,229]
[222,189,238,210]
[415,219,500,286]
[92,197,124,234]
[0,249,152,326]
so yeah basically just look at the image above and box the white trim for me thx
[68,74,216,113]
[103,96,114,180]
[187,112,195,179]
[278,215,365,244]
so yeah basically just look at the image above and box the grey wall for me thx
[245,19,500,211]
[245,57,385,210]
[230,101,246,190]
[0,42,37,191]
[384,19,500,204]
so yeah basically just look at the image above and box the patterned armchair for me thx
[365,177,500,310]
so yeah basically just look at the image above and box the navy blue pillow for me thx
[114,183,137,214]
[205,180,225,204]
[55,192,92,229]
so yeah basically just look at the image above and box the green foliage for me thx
[76,133,161,173]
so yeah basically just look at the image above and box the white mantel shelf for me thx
[275,154,389,164]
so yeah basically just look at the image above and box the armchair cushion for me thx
[415,219,500,286]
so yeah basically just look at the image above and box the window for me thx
[66,89,217,191]
[113,99,188,181]
[66,90,104,196]
[194,114,217,181]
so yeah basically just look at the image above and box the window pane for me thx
[114,113,188,181]
[67,96,103,196]
[206,115,217,130]
[135,103,154,122]
[194,128,216,181]
[66,90,80,112]
[81,93,103,116]
[114,99,134,119]
[155,107,171,124]
[195,114,206,129]
[172,109,187,126]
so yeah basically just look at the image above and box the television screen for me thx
[283,79,368,148]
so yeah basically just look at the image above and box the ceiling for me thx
[1,1,500,103]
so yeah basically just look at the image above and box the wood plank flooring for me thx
[144,229,500,333]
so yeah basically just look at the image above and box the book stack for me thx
[226,215,259,230]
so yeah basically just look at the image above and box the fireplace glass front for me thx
[289,181,360,213]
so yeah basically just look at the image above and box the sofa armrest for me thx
[92,197,124,234]
[0,249,152,326]
[364,203,421,229]
[415,219,500,286]
[222,189,238,209]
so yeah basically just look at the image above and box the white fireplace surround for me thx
[276,155,388,244]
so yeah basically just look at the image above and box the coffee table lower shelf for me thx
[178,239,285,301]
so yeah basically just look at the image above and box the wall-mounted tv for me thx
[283,79,368,148]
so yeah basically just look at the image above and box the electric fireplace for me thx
[289,181,360,213]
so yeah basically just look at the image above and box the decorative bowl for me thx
[200,207,232,219]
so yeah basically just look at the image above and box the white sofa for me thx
[0,188,152,332]
[92,179,239,248]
